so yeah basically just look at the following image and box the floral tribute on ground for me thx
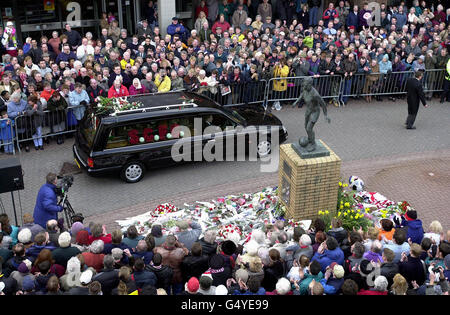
[117,176,416,244]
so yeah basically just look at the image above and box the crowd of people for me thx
[0,191,448,295]
[0,0,449,152]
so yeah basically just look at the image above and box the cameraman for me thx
[33,173,64,228]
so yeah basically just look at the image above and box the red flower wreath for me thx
[128,129,139,145]
[143,128,154,143]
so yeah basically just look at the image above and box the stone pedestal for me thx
[278,140,341,221]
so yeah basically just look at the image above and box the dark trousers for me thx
[406,114,417,128]
[441,80,450,102]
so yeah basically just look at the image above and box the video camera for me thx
[55,175,74,197]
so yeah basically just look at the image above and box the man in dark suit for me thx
[405,71,428,130]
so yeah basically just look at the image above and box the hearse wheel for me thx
[121,161,146,183]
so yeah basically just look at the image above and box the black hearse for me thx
[73,91,288,183]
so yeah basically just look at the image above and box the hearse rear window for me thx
[105,117,195,149]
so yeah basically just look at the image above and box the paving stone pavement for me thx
[1,99,449,232]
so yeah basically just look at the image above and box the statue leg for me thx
[306,110,320,151]
[306,121,316,151]
[299,109,312,147]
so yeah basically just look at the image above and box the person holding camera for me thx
[33,173,64,229]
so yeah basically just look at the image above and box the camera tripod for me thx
[58,192,76,229]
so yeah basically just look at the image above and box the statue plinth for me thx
[291,141,331,159]
[278,140,341,221]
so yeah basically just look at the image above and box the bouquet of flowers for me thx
[96,96,143,116]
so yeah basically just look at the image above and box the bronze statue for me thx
[292,77,331,152]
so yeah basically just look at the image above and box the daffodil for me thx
[343,184,348,187]
[329,225,332,229]
[338,212,341,217]
[339,182,342,187]
[350,216,354,219]
[325,210,329,214]
[345,202,350,208]
[318,210,323,215]
[381,214,386,218]
[351,209,355,213]
[355,214,359,219]
[343,212,347,216]
[340,205,344,210]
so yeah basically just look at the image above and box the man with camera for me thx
[33,173,64,228]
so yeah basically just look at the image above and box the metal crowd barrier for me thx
[265,75,343,106]
[340,71,415,99]
[0,117,15,155]
[423,69,446,93]
[197,80,268,107]
[14,105,84,153]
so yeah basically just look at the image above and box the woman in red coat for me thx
[108,79,129,98]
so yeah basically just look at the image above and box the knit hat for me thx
[22,275,35,291]
[76,230,90,246]
[359,259,373,276]
[186,277,199,293]
[215,285,228,295]
[209,254,225,269]
[80,269,93,285]
[200,272,213,281]
[58,232,71,248]
[221,240,237,256]
[17,262,29,273]
[71,222,84,236]
[18,228,32,244]
[405,210,417,221]
[111,248,124,261]
[333,264,345,279]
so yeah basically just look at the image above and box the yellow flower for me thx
[329,225,332,229]
[339,182,342,187]
[381,214,386,218]
[338,212,341,217]
[345,202,350,208]
[355,214,359,219]
[350,216,354,219]
[325,210,329,214]
[318,210,323,215]
[351,210,355,213]
[343,212,347,216]
[343,184,348,187]
[340,205,344,210]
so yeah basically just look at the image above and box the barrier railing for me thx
[340,71,415,99]
[194,80,268,107]
[422,69,446,93]
[0,117,15,155]
[14,105,84,152]
[265,75,343,107]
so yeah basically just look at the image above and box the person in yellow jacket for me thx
[154,69,172,92]
[440,58,450,103]
[272,58,290,110]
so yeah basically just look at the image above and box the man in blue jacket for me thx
[33,173,63,228]
[311,236,345,273]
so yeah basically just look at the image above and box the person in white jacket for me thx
[76,38,95,63]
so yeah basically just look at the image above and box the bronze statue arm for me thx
[292,92,303,108]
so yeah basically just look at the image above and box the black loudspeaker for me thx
[0,157,24,194]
